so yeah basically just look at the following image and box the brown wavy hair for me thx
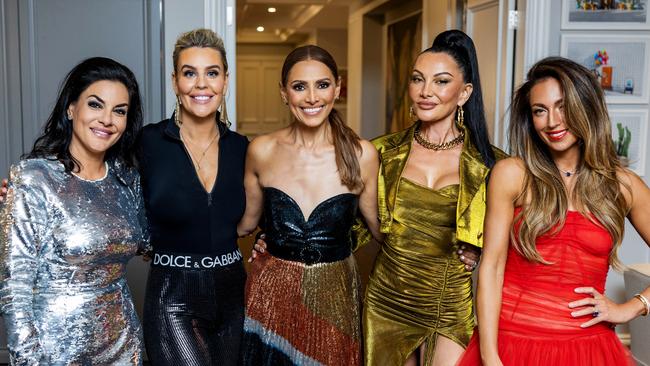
[281,45,362,191]
[509,57,629,268]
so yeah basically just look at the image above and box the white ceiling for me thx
[236,0,350,43]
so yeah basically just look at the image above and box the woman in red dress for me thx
[458,57,650,366]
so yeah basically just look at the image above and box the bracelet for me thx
[634,293,650,316]
[254,230,266,242]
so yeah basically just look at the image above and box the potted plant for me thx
[615,122,632,167]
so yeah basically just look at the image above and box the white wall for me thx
[163,0,205,119]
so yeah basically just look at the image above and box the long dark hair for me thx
[426,29,496,168]
[26,57,143,172]
[281,45,363,191]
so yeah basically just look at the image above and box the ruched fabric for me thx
[365,178,473,365]
[457,208,634,366]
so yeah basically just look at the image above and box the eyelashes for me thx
[410,76,451,85]
[182,69,220,78]
[86,100,127,116]
[290,81,331,91]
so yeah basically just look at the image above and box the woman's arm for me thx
[477,158,524,365]
[570,169,650,325]
[134,174,152,257]
[626,170,650,316]
[0,165,47,364]
[357,140,383,243]
[237,138,266,237]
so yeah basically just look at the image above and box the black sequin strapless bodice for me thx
[262,187,359,264]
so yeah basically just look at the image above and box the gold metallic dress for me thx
[363,178,474,365]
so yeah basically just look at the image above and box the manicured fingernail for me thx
[460,255,465,260]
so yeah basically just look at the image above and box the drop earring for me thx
[456,105,464,128]
[174,96,182,127]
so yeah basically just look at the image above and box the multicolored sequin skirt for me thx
[240,253,361,366]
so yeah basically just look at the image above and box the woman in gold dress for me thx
[362,30,506,366]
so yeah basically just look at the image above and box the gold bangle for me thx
[634,293,650,316]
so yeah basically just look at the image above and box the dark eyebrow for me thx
[316,78,332,83]
[181,64,221,70]
[434,72,453,77]
[88,95,104,104]
[411,70,454,78]
[531,98,563,109]
[88,95,128,108]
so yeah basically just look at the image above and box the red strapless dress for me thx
[457,208,634,366]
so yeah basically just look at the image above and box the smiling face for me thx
[173,47,228,122]
[408,52,472,123]
[67,80,129,161]
[281,60,340,128]
[529,77,580,156]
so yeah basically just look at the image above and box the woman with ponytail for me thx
[363,30,506,365]
[237,45,382,365]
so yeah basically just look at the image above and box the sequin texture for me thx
[240,188,362,365]
[0,158,148,365]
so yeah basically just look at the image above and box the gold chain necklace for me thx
[179,128,219,172]
[414,125,464,151]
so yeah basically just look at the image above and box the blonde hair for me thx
[509,57,629,269]
[173,28,228,73]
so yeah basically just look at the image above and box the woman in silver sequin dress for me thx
[0,57,148,365]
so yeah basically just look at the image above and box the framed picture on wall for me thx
[608,107,648,175]
[560,33,650,104]
[561,0,650,30]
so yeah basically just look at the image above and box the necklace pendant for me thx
[564,172,571,177]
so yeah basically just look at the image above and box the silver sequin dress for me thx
[0,158,148,365]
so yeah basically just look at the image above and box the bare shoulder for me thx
[247,133,277,161]
[489,157,526,195]
[616,166,649,207]
[491,157,525,178]
[616,166,638,187]
[358,139,379,163]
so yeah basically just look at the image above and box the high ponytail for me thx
[427,30,496,168]
[281,45,363,190]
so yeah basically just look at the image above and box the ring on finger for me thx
[592,307,599,317]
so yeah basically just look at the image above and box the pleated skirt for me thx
[240,254,361,366]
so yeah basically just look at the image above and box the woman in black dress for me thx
[139,28,248,365]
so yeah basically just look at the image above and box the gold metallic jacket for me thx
[355,122,507,249]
